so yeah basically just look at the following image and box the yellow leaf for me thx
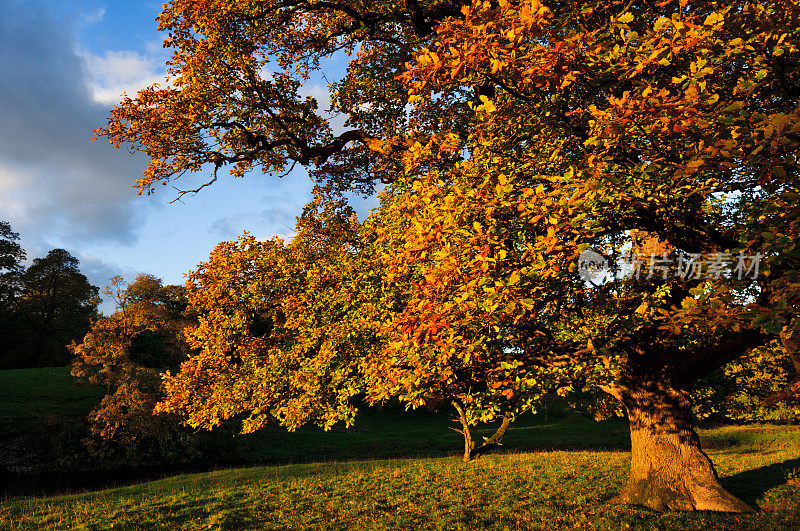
[703,12,724,26]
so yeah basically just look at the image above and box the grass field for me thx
[234,403,632,465]
[0,367,632,466]
[1,368,799,529]
[0,367,102,421]
[1,424,798,530]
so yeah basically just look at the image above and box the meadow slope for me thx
[1,425,799,530]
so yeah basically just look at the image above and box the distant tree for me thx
[158,283,193,321]
[16,249,99,366]
[124,273,164,305]
[70,274,194,451]
[0,221,26,308]
[0,221,27,368]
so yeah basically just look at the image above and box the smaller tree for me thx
[0,221,27,368]
[70,274,193,455]
[0,221,26,308]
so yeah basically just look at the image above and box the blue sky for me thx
[0,1,372,313]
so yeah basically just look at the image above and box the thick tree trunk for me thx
[610,380,754,513]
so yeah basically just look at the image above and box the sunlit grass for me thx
[1,368,797,528]
[2,425,798,530]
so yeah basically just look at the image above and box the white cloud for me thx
[80,7,106,24]
[0,166,25,219]
[299,83,349,136]
[77,252,130,286]
[76,252,143,314]
[82,46,169,105]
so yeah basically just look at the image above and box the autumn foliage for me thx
[155,193,548,460]
[99,0,799,513]
[70,275,193,450]
[156,195,374,432]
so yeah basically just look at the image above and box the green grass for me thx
[0,367,102,421]
[1,424,798,530]
[0,367,629,472]
[0,367,103,477]
[0,367,629,465]
[1,368,798,528]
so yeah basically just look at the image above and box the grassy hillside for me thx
[1,425,798,530]
[0,367,103,478]
[2,368,798,529]
[0,367,102,421]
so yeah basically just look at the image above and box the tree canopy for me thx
[155,195,372,433]
[693,340,800,422]
[0,221,26,309]
[154,194,537,460]
[17,249,100,366]
[0,245,99,368]
[100,0,799,513]
[0,221,27,369]
[71,274,195,454]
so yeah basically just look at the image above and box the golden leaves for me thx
[479,95,497,113]
[703,12,725,26]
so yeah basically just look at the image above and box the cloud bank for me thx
[0,3,163,250]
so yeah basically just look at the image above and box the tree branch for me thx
[674,328,765,387]
[468,415,512,459]
[761,378,800,407]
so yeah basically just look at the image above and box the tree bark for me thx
[451,401,475,463]
[451,401,512,463]
[611,380,754,512]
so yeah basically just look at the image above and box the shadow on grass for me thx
[2,414,632,500]
[720,457,800,506]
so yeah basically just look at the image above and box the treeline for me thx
[0,221,99,369]
[0,238,233,474]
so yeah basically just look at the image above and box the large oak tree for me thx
[99,0,799,512]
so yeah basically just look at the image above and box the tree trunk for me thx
[611,380,754,513]
[453,400,475,462]
[451,401,512,462]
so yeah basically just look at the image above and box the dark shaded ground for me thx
[0,367,634,498]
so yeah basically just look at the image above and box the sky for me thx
[0,1,373,313]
